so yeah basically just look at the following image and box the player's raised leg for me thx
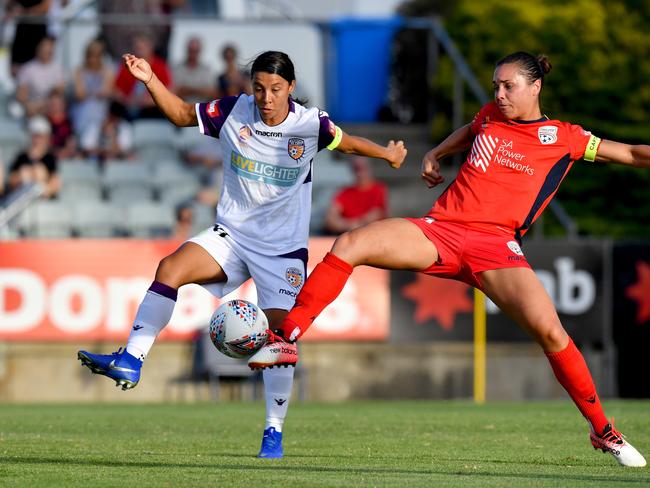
[248,218,438,367]
[479,267,646,467]
[78,242,226,390]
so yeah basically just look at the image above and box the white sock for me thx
[263,366,295,432]
[125,288,176,360]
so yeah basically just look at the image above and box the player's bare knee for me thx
[331,230,364,264]
[538,325,569,351]
[154,256,183,288]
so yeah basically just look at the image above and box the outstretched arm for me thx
[122,54,197,127]
[595,140,650,168]
[335,132,407,169]
[420,123,474,188]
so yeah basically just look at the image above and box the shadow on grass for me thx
[5,455,648,483]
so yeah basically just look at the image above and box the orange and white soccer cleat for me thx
[590,423,646,467]
[247,329,297,370]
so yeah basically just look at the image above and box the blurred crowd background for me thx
[1,0,649,240]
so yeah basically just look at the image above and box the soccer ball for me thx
[209,299,269,359]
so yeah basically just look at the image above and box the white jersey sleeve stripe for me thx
[195,103,206,135]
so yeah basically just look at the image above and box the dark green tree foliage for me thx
[399,0,650,237]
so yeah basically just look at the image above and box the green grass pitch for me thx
[1,401,649,487]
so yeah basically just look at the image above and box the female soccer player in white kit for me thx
[78,50,407,458]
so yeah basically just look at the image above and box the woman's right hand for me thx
[421,149,445,188]
[386,140,407,169]
[123,54,153,84]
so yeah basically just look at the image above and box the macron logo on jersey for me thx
[230,151,300,186]
[469,133,499,172]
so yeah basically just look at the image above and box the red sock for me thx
[545,338,608,434]
[280,252,353,340]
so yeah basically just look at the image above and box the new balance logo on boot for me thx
[248,329,297,370]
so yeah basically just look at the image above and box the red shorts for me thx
[405,218,531,288]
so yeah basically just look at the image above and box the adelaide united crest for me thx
[288,138,305,160]
[538,126,558,145]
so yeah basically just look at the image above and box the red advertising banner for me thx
[0,238,388,342]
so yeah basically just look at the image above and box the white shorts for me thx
[188,224,308,311]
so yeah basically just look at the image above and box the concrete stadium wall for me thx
[0,342,607,404]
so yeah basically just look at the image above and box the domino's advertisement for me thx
[0,238,389,342]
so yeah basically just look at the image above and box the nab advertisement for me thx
[391,240,609,344]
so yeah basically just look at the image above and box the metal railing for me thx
[0,183,43,237]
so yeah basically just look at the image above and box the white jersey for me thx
[196,95,340,254]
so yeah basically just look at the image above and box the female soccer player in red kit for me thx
[251,51,649,467]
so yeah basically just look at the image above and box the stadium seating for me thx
[153,163,201,206]
[59,159,103,203]
[103,160,155,203]
[191,203,216,233]
[126,201,175,238]
[174,126,206,154]
[59,159,101,183]
[72,201,125,238]
[133,120,178,162]
[17,200,73,238]
[0,118,28,167]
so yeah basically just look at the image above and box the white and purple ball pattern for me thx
[209,299,269,359]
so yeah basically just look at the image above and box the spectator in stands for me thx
[71,39,114,142]
[157,0,187,60]
[173,37,215,104]
[323,156,388,235]
[45,90,78,160]
[80,100,134,162]
[99,0,182,61]
[8,0,50,77]
[14,36,65,118]
[8,116,60,198]
[114,33,173,119]
[216,44,251,98]
[172,202,194,240]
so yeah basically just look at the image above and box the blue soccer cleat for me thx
[77,348,142,390]
[257,427,283,458]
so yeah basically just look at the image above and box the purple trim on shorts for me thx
[317,112,336,151]
[278,248,309,277]
[149,281,178,301]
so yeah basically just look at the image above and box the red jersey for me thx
[333,182,387,219]
[429,102,601,239]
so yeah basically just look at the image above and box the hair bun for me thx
[537,55,552,75]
